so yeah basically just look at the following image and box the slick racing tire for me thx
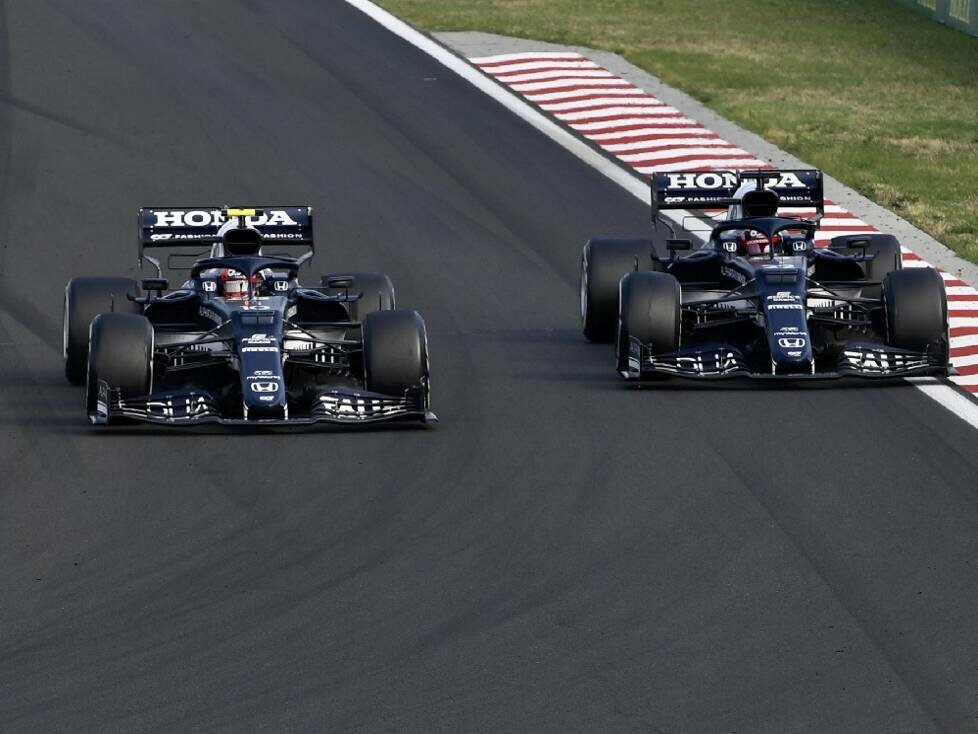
[616,271,681,373]
[581,239,658,343]
[64,277,141,385]
[86,313,154,415]
[321,272,395,322]
[830,234,902,300]
[883,268,948,356]
[362,310,429,397]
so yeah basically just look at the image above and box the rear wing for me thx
[650,169,824,218]
[137,205,314,265]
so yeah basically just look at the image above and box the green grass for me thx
[379,0,978,264]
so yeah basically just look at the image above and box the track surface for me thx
[2,2,978,731]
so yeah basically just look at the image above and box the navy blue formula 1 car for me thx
[63,206,435,426]
[580,169,951,380]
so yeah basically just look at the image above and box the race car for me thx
[580,169,951,380]
[63,206,435,425]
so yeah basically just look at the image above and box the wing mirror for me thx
[141,277,169,294]
[325,276,355,289]
[666,239,692,252]
[847,238,871,260]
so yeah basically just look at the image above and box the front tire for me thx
[883,268,948,357]
[85,314,154,417]
[63,277,141,384]
[616,271,681,373]
[581,239,657,343]
[362,310,429,398]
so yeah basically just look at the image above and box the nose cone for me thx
[761,283,813,373]
[233,310,287,418]
[239,333,286,417]
[770,327,813,370]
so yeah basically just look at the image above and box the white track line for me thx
[342,0,978,431]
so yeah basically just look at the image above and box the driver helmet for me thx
[727,181,781,256]
[740,229,780,256]
[213,219,267,297]
[220,268,251,299]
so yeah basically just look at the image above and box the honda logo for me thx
[250,382,279,393]
[665,171,806,190]
[152,209,299,228]
[778,337,806,348]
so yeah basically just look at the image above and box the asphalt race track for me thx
[2,2,978,732]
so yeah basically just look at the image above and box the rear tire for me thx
[321,272,395,322]
[883,268,948,356]
[830,234,901,299]
[85,314,154,415]
[63,277,141,384]
[581,239,657,343]
[362,310,429,398]
[616,271,681,372]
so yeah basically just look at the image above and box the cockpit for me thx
[720,184,809,258]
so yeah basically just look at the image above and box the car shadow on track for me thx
[527,370,917,392]
[48,421,434,437]
[619,377,914,392]
[485,329,922,393]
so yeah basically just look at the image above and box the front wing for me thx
[90,380,435,426]
[622,338,952,380]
